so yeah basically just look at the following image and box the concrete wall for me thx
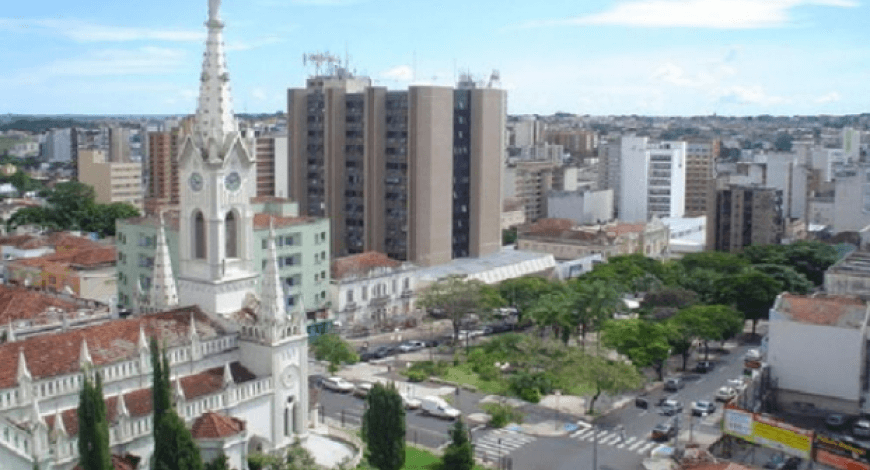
[769,311,865,402]
[547,189,613,225]
[834,167,870,233]
[469,88,505,259]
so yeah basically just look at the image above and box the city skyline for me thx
[0,0,867,116]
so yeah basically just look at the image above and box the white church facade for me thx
[0,1,310,468]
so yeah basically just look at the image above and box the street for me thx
[314,328,764,469]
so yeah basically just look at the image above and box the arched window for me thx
[225,211,238,258]
[193,210,206,259]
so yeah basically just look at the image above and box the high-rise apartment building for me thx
[41,128,74,163]
[109,127,131,162]
[503,161,558,224]
[256,134,289,198]
[706,182,784,253]
[545,129,598,158]
[597,138,622,217]
[78,149,144,210]
[145,128,182,215]
[619,137,686,222]
[684,140,719,216]
[288,76,505,266]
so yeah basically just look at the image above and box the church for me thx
[0,1,310,468]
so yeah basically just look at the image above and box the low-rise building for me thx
[516,217,670,261]
[824,250,870,298]
[416,247,557,287]
[6,245,117,304]
[501,198,526,231]
[330,251,418,329]
[546,189,613,225]
[768,293,870,414]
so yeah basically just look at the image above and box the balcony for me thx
[370,295,390,306]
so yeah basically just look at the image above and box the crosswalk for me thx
[473,428,537,462]
[570,427,659,455]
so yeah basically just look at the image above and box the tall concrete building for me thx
[684,140,719,216]
[77,149,144,211]
[503,161,558,224]
[256,134,289,198]
[288,77,505,266]
[41,128,74,163]
[109,127,131,162]
[144,127,182,215]
[706,182,784,253]
[619,137,687,222]
[597,138,621,218]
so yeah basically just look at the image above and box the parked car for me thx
[853,419,870,438]
[826,413,848,430]
[397,340,426,353]
[745,349,762,361]
[656,395,677,407]
[727,377,748,391]
[420,396,461,419]
[651,422,677,441]
[691,400,716,416]
[321,377,355,393]
[353,382,373,398]
[664,377,684,392]
[715,387,737,402]
[635,395,650,409]
[400,393,422,410]
[694,361,715,373]
[660,399,683,416]
[487,322,514,334]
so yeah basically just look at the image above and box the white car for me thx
[420,396,461,419]
[715,386,737,402]
[745,349,762,361]
[727,378,748,390]
[353,382,374,398]
[400,393,422,410]
[321,377,355,393]
[398,341,426,353]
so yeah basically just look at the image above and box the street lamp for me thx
[554,390,561,430]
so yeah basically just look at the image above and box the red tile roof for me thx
[253,213,315,229]
[44,362,255,437]
[191,411,246,439]
[332,251,402,279]
[608,223,646,236]
[0,285,79,324]
[526,218,575,235]
[778,293,868,327]
[0,306,223,389]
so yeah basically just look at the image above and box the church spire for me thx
[257,218,287,323]
[194,0,238,157]
[149,211,179,312]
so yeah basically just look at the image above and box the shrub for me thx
[405,370,427,383]
[508,371,552,403]
[402,361,448,382]
[482,403,524,428]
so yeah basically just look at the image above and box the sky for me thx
[1,0,868,116]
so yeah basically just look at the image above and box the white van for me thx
[420,396,461,419]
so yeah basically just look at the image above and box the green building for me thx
[116,198,331,322]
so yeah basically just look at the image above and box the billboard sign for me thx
[815,434,870,470]
[722,404,813,459]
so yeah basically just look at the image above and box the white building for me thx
[618,137,686,222]
[768,293,870,414]
[330,252,418,329]
[661,216,706,255]
[42,129,73,163]
[0,1,310,469]
[546,189,613,225]
[833,166,870,233]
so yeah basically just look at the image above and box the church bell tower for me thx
[176,0,258,316]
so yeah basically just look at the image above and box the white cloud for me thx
[815,91,842,104]
[529,0,858,29]
[0,47,187,86]
[251,88,267,101]
[380,65,414,82]
[0,18,203,42]
[717,85,789,106]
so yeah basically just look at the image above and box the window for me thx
[362,287,368,301]
[225,211,238,258]
[346,290,353,302]
[403,277,409,290]
[284,256,295,266]
[193,210,206,259]
[262,238,268,249]
[138,254,153,268]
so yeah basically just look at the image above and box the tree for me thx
[527,288,574,343]
[678,251,748,276]
[669,305,744,366]
[601,319,672,380]
[204,455,230,470]
[361,383,405,470]
[639,287,698,314]
[6,206,54,232]
[502,228,517,245]
[751,264,813,295]
[418,275,491,343]
[497,276,559,319]
[310,334,358,374]
[285,440,318,470]
[151,338,203,470]
[568,280,623,351]
[774,133,793,151]
[77,371,111,470]
[716,269,782,335]
[442,418,474,470]
[583,355,644,414]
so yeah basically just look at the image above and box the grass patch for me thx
[442,362,510,395]
[401,446,486,470]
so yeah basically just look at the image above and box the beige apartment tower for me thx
[684,139,720,216]
[145,129,182,215]
[288,78,505,266]
[77,149,144,211]
[706,182,784,253]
